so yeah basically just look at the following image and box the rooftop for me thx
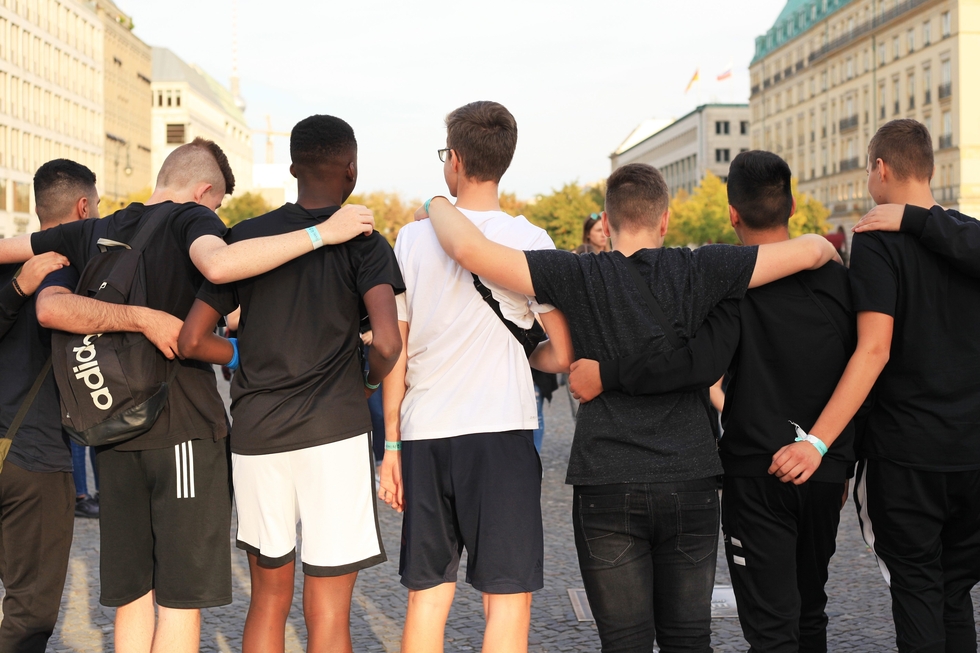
[752,0,855,63]
[613,104,748,158]
[151,47,247,124]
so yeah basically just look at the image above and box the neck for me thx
[882,182,937,209]
[454,177,500,212]
[612,229,664,257]
[296,184,344,210]
[146,188,178,206]
[738,225,790,246]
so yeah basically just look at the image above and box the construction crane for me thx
[253,115,290,164]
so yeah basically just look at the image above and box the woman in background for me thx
[572,213,610,254]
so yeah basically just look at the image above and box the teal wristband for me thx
[790,421,828,457]
[306,226,323,250]
[384,441,402,451]
[424,197,433,215]
[364,373,380,391]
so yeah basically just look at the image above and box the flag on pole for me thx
[685,69,700,94]
[717,65,733,81]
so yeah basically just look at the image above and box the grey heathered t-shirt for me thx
[525,245,758,486]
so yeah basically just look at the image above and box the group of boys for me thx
[0,99,975,653]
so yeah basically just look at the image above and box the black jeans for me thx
[573,478,720,653]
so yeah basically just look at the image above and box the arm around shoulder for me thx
[750,234,839,288]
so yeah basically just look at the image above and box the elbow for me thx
[373,336,402,364]
[35,297,61,330]
[553,344,573,373]
[176,330,203,361]
[199,259,235,286]
[447,238,475,269]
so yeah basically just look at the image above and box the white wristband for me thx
[306,226,323,250]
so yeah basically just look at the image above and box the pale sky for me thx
[118,0,787,199]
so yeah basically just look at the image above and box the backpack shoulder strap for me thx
[127,204,175,253]
[620,253,682,349]
[4,357,52,441]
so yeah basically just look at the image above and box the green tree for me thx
[218,192,272,227]
[523,182,602,251]
[346,191,419,246]
[666,172,736,246]
[789,179,831,237]
[499,191,527,218]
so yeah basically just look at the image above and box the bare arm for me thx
[529,309,574,374]
[423,197,536,296]
[363,285,402,387]
[176,300,233,365]
[749,234,841,288]
[379,320,409,513]
[36,286,184,360]
[769,311,893,484]
[0,235,35,265]
[189,204,375,285]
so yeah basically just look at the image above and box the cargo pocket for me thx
[674,490,720,565]
[579,493,633,565]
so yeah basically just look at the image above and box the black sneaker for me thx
[75,496,99,519]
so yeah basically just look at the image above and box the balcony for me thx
[938,134,953,149]
[840,157,861,171]
[839,115,859,133]
[924,89,932,105]
[939,83,952,100]
[751,84,761,96]
[934,186,958,203]
[908,97,915,110]
[764,79,771,89]
[796,61,804,72]
[774,72,782,83]
[808,0,932,64]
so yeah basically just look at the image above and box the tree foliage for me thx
[789,180,831,237]
[218,192,272,227]
[346,191,419,246]
[665,172,736,246]
[523,182,603,251]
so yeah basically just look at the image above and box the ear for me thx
[347,160,356,182]
[193,183,214,203]
[289,163,297,180]
[600,211,612,237]
[660,209,670,238]
[790,196,797,216]
[729,205,740,229]
[875,158,887,183]
[451,150,461,175]
[76,196,90,219]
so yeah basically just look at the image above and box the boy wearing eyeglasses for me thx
[379,101,572,653]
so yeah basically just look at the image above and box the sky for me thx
[118,0,788,200]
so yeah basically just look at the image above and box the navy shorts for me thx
[399,430,543,594]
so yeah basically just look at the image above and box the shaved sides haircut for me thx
[34,158,97,227]
[157,137,236,196]
[605,163,670,234]
[869,119,934,182]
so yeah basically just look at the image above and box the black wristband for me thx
[11,277,26,297]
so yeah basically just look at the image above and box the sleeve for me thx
[524,249,586,310]
[693,244,759,308]
[396,292,408,322]
[29,219,93,269]
[599,299,741,395]
[352,234,405,297]
[172,205,227,253]
[848,233,897,317]
[0,277,29,340]
[37,265,80,295]
[901,205,980,278]
[196,280,239,317]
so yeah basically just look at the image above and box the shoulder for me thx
[484,213,555,250]
[393,221,436,254]
[225,208,284,241]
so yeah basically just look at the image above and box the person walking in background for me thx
[572,213,610,254]
[0,159,96,653]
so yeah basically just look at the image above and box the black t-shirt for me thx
[197,203,405,455]
[525,245,758,485]
[30,202,229,451]
[0,265,72,473]
[849,208,980,470]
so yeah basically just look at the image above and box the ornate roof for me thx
[752,0,855,63]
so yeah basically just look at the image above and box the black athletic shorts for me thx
[399,430,543,594]
[97,436,233,608]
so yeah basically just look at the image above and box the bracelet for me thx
[423,197,433,215]
[227,338,240,372]
[11,277,26,297]
[306,226,324,250]
[789,420,828,457]
[364,373,380,391]
[384,441,402,451]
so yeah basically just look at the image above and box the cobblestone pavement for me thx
[5,375,980,651]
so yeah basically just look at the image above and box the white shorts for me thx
[232,433,386,576]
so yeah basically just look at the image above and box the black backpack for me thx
[51,205,178,447]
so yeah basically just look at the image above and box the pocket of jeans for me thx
[674,490,720,565]
[578,493,633,565]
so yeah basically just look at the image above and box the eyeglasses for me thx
[438,148,452,163]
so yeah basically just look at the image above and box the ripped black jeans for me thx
[573,477,721,653]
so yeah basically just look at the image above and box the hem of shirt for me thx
[110,428,226,452]
[861,452,980,472]
[720,455,853,482]
[229,426,368,456]
[400,420,539,442]
[564,468,725,486]
[3,457,73,475]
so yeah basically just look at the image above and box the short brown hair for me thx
[157,137,236,196]
[605,164,670,233]
[868,119,933,182]
[445,101,517,183]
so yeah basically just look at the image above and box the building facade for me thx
[611,104,751,197]
[0,0,104,238]
[94,0,150,210]
[750,0,979,235]
[150,47,252,195]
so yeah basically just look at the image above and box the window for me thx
[863,49,870,73]
[821,71,828,91]
[175,90,181,107]
[924,114,932,137]
[715,121,730,135]
[941,11,951,38]
[941,59,951,85]
[892,35,900,60]
[907,29,915,53]
[715,148,731,163]
[0,178,5,211]
[908,74,915,110]
[893,79,900,114]
[166,123,186,144]
[879,83,886,119]
[923,20,931,46]
[877,43,885,66]
[943,111,951,136]
[924,66,932,104]
[846,57,853,80]
[740,120,749,135]
[13,181,29,213]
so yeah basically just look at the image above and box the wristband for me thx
[306,226,324,250]
[423,197,433,216]
[789,420,828,457]
[11,277,26,297]
[384,441,402,451]
[227,338,240,372]
[364,373,380,391]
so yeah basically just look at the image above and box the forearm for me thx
[0,235,34,265]
[381,322,409,442]
[36,292,150,334]
[180,332,233,365]
[808,348,889,446]
[195,230,315,285]
[529,340,571,374]
[750,235,836,288]
[904,205,980,278]
[366,343,399,386]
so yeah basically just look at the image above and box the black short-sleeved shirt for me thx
[849,210,980,471]
[30,202,229,451]
[0,265,72,473]
[525,245,758,486]
[197,203,405,456]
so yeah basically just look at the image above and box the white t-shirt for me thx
[394,208,556,441]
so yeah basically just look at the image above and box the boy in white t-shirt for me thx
[379,101,572,653]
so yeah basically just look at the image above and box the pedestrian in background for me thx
[572,213,610,254]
